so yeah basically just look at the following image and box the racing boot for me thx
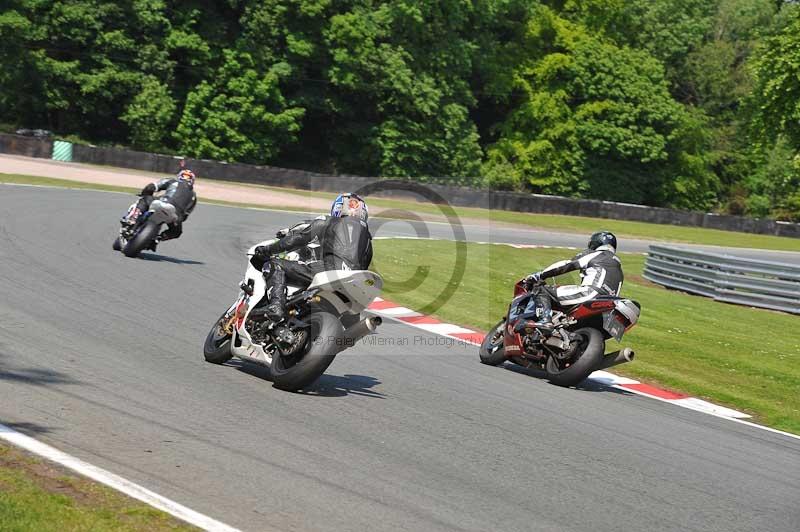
[532,292,554,330]
[264,262,287,322]
[158,222,182,243]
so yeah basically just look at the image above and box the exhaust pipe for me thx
[342,316,382,346]
[597,347,635,370]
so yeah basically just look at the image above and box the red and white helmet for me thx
[177,169,196,186]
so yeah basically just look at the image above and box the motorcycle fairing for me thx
[307,270,383,314]
[229,240,382,366]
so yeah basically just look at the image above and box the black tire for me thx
[112,236,122,251]
[123,221,158,258]
[271,311,343,392]
[546,327,604,387]
[203,313,233,364]
[479,319,507,366]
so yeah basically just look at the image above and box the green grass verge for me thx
[252,182,800,252]
[3,171,800,252]
[372,239,800,434]
[0,443,194,531]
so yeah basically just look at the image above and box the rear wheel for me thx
[123,221,158,257]
[203,312,233,364]
[479,320,507,366]
[546,327,604,387]
[271,311,343,391]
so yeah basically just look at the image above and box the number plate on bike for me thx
[603,312,625,341]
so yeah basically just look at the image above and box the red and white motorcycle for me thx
[203,239,383,391]
[480,278,640,387]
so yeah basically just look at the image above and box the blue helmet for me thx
[331,193,368,222]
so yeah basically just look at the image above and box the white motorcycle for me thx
[203,240,383,391]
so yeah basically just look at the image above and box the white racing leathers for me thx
[540,246,624,306]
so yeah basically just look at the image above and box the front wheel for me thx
[203,312,233,364]
[271,311,343,392]
[112,236,123,251]
[546,327,604,387]
[479,320,507,366]
[123,221,158,258]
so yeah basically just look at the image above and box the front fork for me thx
[222,295,249,335]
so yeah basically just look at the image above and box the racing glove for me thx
[140,183,156,196]
[254,241,281,258]
[524,271,543,286]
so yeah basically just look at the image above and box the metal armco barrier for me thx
[644,245,800,314]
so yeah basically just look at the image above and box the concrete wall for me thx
[2,133,798,238]
[0,134,53,159]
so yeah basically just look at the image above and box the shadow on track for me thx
[0,354,82,388]
[138,253,205,265]
[303,374,385,398]
[0,421,55,436]
[502,363,635,396]
[226,359,385,398]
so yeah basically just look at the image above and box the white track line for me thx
[0,423,242,531]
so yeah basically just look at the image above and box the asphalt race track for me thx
[1,185,798,532]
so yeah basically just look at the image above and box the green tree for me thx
[175,50,305,163]
[323,1,483,180]
[0,5,40,125]
[743,8,800,220]
[743,139,800,220]
[483,7,716,207]
[750,10,800,149]
[1,0,792,219]
[557,0,716,90]
[121,77,176,152]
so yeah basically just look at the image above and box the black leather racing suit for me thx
[136,178,197,240]
[528,247,624,321]
[258,215,373,318]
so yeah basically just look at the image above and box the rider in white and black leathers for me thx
[253,193,373,322]
[524,231,623,327]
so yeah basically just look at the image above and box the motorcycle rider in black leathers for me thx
[134,167,197,249]
[253,193,373,322]
[523,231,624,328]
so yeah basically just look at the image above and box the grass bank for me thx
[261,183,800,252]
[3,172,800,252]
[0,442,194,531]
[371,239,800,434]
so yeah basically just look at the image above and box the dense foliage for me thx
[1,1,799,219]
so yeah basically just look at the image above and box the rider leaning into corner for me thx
[253,193,373,322]
[523,231,624,328]
[134,162,198,250]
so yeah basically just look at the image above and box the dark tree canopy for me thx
[1,0,798,219]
